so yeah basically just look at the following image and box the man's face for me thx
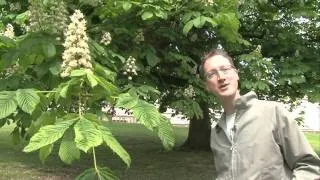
[203,55,239,99]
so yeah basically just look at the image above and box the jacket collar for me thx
[216,91,257,128]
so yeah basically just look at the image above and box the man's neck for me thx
[220,91,241,115]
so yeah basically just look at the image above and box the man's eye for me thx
[209,71,216,76]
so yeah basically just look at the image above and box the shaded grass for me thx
[0,123,318,180]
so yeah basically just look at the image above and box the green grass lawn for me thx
[0,123,319,180]
[304,132,320,155]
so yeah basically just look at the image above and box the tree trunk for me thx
[180,102,211,151]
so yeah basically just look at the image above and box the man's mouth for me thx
[219,84,229,89]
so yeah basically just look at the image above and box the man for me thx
[200,49,320,180]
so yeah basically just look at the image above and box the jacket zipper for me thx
[230,111,239,180]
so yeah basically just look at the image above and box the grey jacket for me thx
[210,91,320,180]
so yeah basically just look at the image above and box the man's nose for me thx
[216,70,226,80]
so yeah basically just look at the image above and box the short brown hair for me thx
[198,49,235,79]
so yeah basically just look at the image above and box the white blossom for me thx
[123,56,138,80]
[1,24,15,39]
[100,32,112,46]
[184,85,196,98]
[28,0,68,34]
[61,10,92,77]
[202,0,214,6]
[134,29,144,44]
[9,2,21,11]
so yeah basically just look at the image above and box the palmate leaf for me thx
[116,93,175,150]
[156,116,175,151]
[74,117,103,153]
[0,91,17,119]
[59,130,80,165]
[16,89,40,115]
[76,167,119,180]
[97,125,131,167]
[23,118,78,152]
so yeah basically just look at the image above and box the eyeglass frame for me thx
[204,65,236,80]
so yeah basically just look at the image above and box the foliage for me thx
[236,0,320,103]
[1,0,319,178]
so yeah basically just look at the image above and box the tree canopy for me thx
[0,0,319,179]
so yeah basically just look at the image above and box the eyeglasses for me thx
[205,66,235,80]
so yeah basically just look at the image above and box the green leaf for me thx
[11,127,21,145]
[83,113,100,123]
[70,69,87,77]
[154,10,168,19]
[49,61,61,75]
[42,42,56,58]
[0,0,6,6]
[98,125,131,167]
[74,117,103,152]
[86,72,98,87]
[76,167,119,180]
[171,100,203,119]
[183,20,194,35]
[141,11,154,20]
[0,36,16,47]
[39,144,53,164]
[191,101,203,119]
[132,100,161,130]
[23,118,78,152]
[146,50,161,67]
[94,63,116,82]
[0,91,17,119]
[94,75,119,96]
[28,111,57,136]
[193,16,202,28]
[57,78,80,99]
[115,93,138,109]
[122,2,132,11]
[0,118,7,128]
[59,134,80,164]
[156,116,175,151]
[181,12,193,23]
[16,89,40,115]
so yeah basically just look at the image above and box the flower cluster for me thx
[28,0,68,35]
[183,85,196,98]
[0,64,19,79]
[134,29,144,44]
[9,2,21,11]
[100,32,112,46]
[1,24,15,39]
[254,45,262,53]
[203,0,214,6]
[61,10,92,77]
[123,56,138,80]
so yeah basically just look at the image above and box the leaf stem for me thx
[36,90,57,93]
[78,80,84,117]
[92,147,102,180]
